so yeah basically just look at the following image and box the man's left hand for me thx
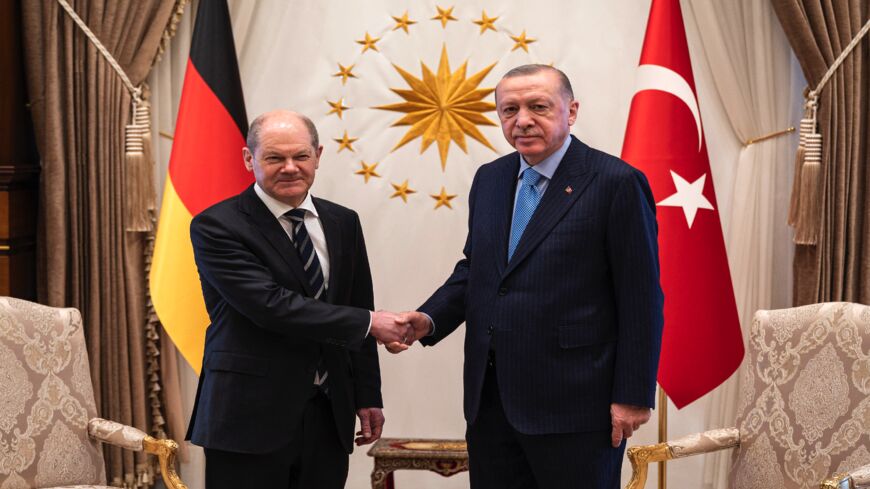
[610,403,651,447]
[355,407,385,445]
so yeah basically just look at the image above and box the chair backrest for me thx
[0,297,106,487]
[731,302,870,489]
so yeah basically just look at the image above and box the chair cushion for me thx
[731,302,870,488]
[0,298,106,487]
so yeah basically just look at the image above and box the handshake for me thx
[369,311,432,354]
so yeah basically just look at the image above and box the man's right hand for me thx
[384,311,433,353]
[369,310,411,344]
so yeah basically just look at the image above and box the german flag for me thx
[151,0,252,373]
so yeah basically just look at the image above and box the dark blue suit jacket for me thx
[420,136,664,435]
[186,185,382,454]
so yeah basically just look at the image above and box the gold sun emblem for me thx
[374,44,498,170]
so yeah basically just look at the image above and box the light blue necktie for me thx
[508,168,543,260]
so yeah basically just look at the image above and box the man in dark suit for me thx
[392,65,665,488]
[187,110,410,488]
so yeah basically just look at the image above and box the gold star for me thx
[392,11,417,33]
[333,63,357,85]
[374,44,498,170]
[472,10,498,34]
[333,131,359,153]
[511,30,537,52]
[355,161,381,183]
[390,180,417,202]
[430,187,457,209]
[431,6,458,28]
[356,32,381,53]
[326,98,350,119]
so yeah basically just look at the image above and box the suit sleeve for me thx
[190,211,371,349]
[346,213,383,409]
[417,169,481,346]
[607,170,665,408]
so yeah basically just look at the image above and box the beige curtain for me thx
[687,1,801,487]
[770,1,870,305]
[22,0,187,485]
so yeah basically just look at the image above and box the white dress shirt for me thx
[254,183,373,335]
[254,184,330,284]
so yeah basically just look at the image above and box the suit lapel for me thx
[238,186,314,296]
[493,155,520,278]
[314,199,341,304]
[503,138,596,278]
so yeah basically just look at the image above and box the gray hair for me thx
[246,111,320,154]
[499,64,574,101]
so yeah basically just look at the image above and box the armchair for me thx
[627,302,870,489]
[0,297,186,488]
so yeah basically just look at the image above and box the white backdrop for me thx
[148,1,800,487]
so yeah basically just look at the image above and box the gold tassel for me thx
[787,116,809,226]
[789,94,822,245]
[125,86,156,232]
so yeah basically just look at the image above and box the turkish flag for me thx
[621,0,743,408]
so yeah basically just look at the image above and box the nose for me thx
[279,159,299,173]
[516,107,534,128]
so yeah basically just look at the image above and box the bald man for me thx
[186,110,408,488]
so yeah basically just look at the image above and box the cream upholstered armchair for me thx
[626,302,870,489]
[0,297,187,489]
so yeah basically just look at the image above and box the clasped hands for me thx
[369,311,431,353]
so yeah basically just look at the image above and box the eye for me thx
[501,106,517,116]
[531,104,548,111]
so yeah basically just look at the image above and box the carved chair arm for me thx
[625,427,740,489]
[88,418,188,489]
[820,463,870,489]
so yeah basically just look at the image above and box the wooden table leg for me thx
[371,462,393,489]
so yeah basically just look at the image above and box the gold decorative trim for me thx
[819,472,853,489]
[626,443,673,489]
[158,131,174,140]
[143,436,188,489]
[743,126,795,146]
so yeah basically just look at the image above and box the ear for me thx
[242,147,254,171]
[314,145,323,169]
[567,99,580,126]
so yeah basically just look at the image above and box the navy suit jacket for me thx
[186,185,382,454]
[420,136,664,435]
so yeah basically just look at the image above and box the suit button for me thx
[498,287,507,296]
[487,325,494,335]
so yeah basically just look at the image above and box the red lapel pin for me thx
[565,186,573,194]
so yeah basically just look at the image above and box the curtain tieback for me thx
[789,17,870,245]
[55,0,154,232]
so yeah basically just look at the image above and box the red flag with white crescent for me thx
[621,0,743,408]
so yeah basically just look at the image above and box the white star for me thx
[656,171,714,228]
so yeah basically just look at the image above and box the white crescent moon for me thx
[633,64,703,151]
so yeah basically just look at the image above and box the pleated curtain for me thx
[21,0,188,485]
[771,0,870,305]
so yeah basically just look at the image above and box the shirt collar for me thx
[517,135,572,181]
[253,183,319,219]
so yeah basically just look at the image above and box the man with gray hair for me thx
[186,109,409,488]
[392,65,665,488]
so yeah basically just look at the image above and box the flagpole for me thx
[658,386,667,489]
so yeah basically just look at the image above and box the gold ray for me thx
[374,46,499,170]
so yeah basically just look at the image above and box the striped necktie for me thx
[284,208,329,388]
[284,208,326,300]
